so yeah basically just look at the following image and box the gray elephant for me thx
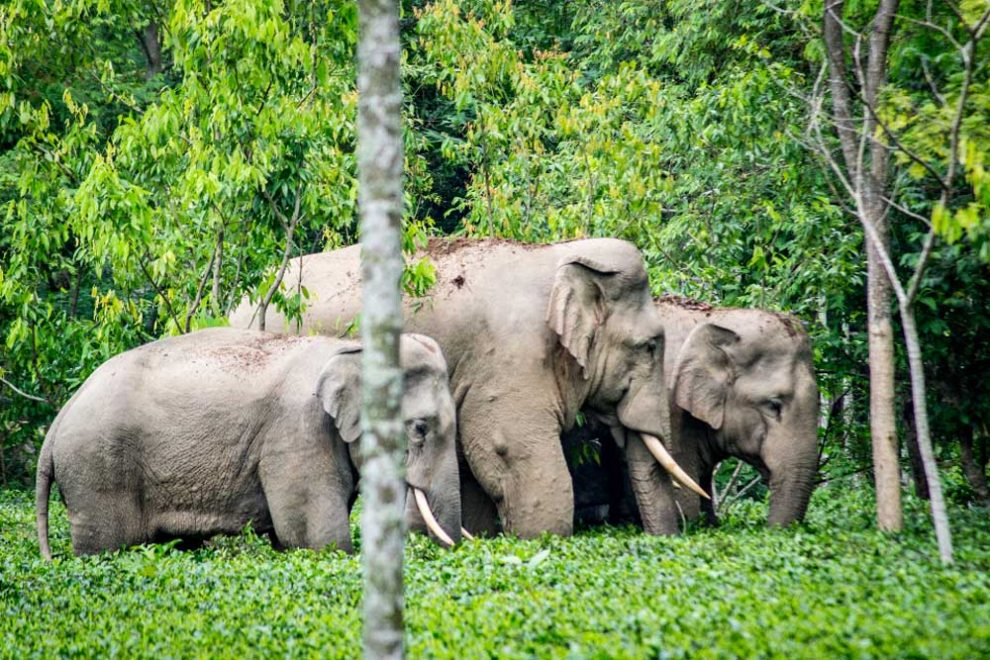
[230,239,705,538]
[36,328,460,558]
[566,296,820,529]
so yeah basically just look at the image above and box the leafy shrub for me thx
[3,486,989,657]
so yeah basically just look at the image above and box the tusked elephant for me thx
[230,239,706,538]
[565,296,820,530]
[36,328,460,558]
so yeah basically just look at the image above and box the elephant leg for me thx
[67,491,146,555]
[625,434,679,535]
[266,483,352,552]
[261,454,353,552]
[459,469,499,537]
[458,390,574,538]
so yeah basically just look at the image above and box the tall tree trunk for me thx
[865,0,902,532]
[865,194,902,530]
[823,0,903,533]
[960,425,990,504]
[356,0,405,658]
[903,397,930,500]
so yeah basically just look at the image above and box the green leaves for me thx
[2,487,989,656]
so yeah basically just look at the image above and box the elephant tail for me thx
[36,435,55,561]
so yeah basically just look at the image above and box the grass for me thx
[2,485,989,658]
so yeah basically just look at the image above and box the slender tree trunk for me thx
[823,0,903,532]
[138,23,163,79]
[356,0,405,657]
[960,425,990,503]
[903,397,930,500]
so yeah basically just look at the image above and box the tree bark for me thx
[356,0,405,657]
[823,0,903,533]
[960,425,990,504]
[866,202,902,531]
[903,397,930,500]
[138,23,163,80]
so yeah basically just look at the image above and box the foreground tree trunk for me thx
[824,0,903,532]
[356,0,405,657]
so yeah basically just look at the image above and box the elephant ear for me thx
[673,323,740,430]
[316,343,363,444]
[546,255,621,378]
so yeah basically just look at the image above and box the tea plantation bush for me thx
[2,486,989,657]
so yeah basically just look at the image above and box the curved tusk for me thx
[640,434,711,500]
[412,488,455,547]
[460,527,476,541]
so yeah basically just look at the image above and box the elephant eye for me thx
[406,418,431,445]
[764,398,783,419]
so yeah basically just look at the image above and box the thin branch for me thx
[920,57,947,106]
[879,193,931,226]
[0,376,52,405]
[715,460,745,516]
[138,256,183,332]
[183,227,224,333]
[253,187,304,332]
[905,229,938,304]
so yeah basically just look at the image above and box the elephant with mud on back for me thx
[565,296,820,530]
[36,328,460,557]
[230,238,707,538]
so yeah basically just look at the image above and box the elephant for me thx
[564,296,820,530]
[35,328,460,558]
[230,238,706,538]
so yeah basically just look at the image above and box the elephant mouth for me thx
[408,486,472,547]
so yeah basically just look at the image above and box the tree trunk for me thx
[138,23,163,79]
[823,0,903,533]
[356,0,405,658]
[903,397,930,500]
[960,425,990,504]
[865,196,902,531]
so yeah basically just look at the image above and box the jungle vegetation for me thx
[1,0,990,655]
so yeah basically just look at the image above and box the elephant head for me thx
[673,314,819,526]
[317,333,461,545]
[547,252,705,533]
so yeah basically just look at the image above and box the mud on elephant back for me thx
[564,297,820,531]
[230,238,706,538]
[36,329,461,558]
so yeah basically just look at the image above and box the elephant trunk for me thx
[412,488,456,546]
[766,457,817,527]
[624,432,680,535]
[616,375,706,501]
[406,483,463,547]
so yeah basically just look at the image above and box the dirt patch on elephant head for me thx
[770,312,808,338]
[425,236,541,257]
[655,294,714,312]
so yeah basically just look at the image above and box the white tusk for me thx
[460,527,476,541]
[640,434,711,500]
[413,488,456,547]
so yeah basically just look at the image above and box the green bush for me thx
[3,486,989,657]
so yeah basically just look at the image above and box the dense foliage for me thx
[3,1,988,498]
[3,487,989,656]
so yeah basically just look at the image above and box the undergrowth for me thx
[1,486,989,658]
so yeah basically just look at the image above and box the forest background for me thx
[1,0,990,526]
[3,1,990,655]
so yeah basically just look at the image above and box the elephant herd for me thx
[36,237,819,558]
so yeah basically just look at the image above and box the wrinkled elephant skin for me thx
[230,239,679,538]
[566,298,820,530]
[36,329,460,557]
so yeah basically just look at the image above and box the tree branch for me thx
[0,376,52,405]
